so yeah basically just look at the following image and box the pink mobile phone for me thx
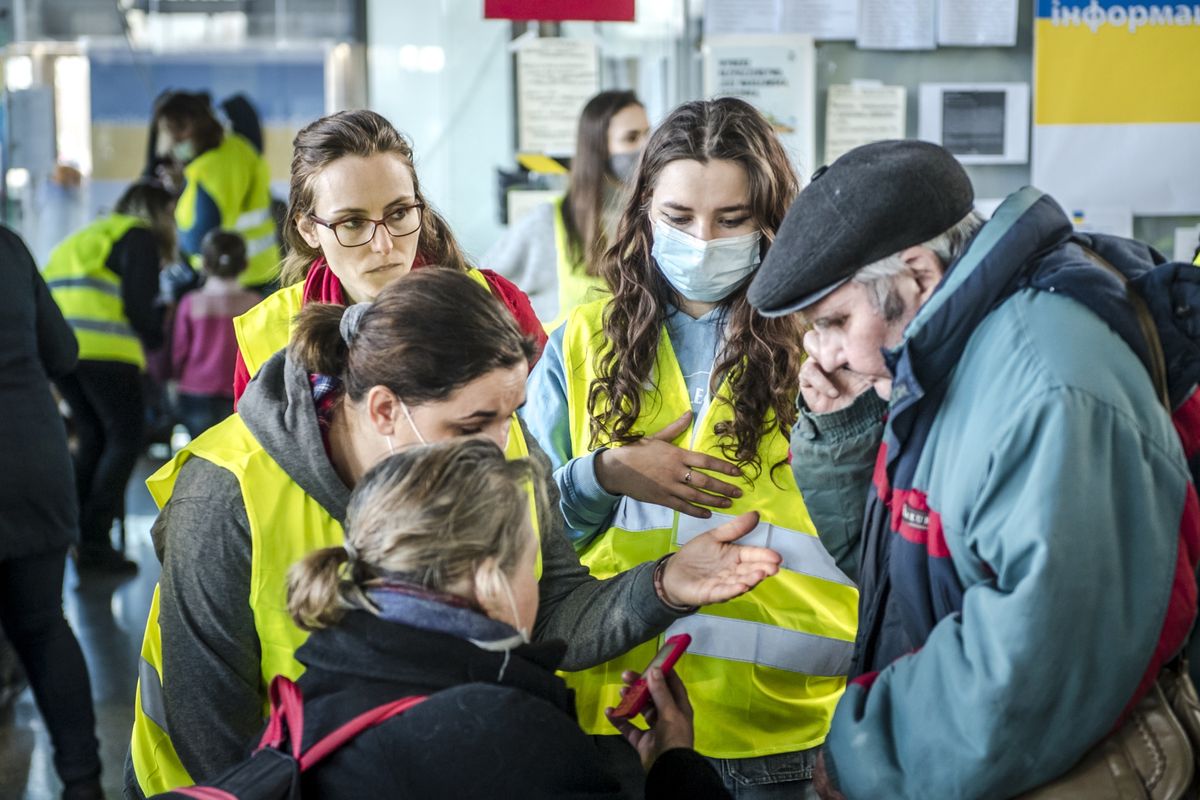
[610,633,692,718]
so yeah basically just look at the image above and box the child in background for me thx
[171,230,261,438]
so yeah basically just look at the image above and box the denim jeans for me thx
[706,748,820,800]
[175,393,234,440]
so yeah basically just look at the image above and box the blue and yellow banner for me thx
[1034,0,1200,125]
[1032,0,1200,215]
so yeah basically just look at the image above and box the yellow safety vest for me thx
[43,214,149,369]
[177,132,279,288]
[560,299,859,759]
[233,267,502,382]
[546,197,608,332]
[130,411,540,795]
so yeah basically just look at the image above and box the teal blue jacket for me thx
[792,188,1198,798]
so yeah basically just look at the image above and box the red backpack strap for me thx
[256,675,306,760]
[297,695,428,772]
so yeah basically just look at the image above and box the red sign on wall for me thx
[484,0,635,22]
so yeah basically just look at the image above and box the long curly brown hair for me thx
[588,98,804,480]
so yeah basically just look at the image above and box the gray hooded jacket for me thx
[137,350,685,788]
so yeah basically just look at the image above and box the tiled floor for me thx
[0,457,167,800]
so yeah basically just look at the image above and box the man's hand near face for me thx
[799,329,876,414]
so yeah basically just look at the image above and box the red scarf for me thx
[301,257,347,305]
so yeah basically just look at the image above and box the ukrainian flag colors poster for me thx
[1032,0,1200,214]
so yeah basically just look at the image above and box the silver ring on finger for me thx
[683,469,693,484]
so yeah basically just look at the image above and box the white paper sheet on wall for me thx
[781,0,858,40]
[704,0,857,40]
[937,0,1018,46]
[516,37,599,156]
[856,0,935,50]
[824,82,906,165]
[704,0,780,35]
[1067,206,1134,239]
[703,34,817,172]
[1174,226,1200,263]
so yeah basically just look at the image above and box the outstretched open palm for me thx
[661,512,782,607]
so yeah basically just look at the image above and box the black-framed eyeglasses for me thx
[309,203,424,247]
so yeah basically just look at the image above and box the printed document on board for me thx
[856,0,935,49]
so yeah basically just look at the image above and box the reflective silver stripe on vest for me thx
[139,656,170,733]
[45,277,121,296]
[244,232,275,258]
[235,208,271,230]
[67,318,136,337]
[677,511,856,588]
[611,500,856,588]
[666,614,854,677]
[610,496,672,532]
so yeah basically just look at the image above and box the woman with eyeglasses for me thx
[229,109,547,403]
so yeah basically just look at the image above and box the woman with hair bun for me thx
[126,268,780,798]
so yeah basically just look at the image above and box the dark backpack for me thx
[151,675,426,800]
[1064,233,1200,485]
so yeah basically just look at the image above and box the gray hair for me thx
[852,210,986,320]
[286,437,545,631]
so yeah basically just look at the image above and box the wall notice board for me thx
[744,1,1198,252]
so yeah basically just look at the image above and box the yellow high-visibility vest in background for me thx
[176,132,279,288]
[545,196,608,332]
[559,298,859,758]
[43,213,149,369]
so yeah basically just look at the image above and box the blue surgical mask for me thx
[650,219,762,303]
[608,152,639,182]
[171,139,196,163]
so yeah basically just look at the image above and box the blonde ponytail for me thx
[287,546,354,631]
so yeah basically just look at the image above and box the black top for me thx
[106,226,164,352]
[294,611,729,800]
[0,225,79,559]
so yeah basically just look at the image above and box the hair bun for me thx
[339,302,371,345]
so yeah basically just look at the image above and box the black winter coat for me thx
[0,226,79,560]
[293,610,728,799]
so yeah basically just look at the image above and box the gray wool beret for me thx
[748,140,974,317]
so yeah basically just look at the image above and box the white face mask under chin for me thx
[650,218,762,303]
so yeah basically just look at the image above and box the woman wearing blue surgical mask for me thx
[152,91,280,292]
[486,90,650,329]
[523,97,859,799]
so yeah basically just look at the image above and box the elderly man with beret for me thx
[748,140,1200,799]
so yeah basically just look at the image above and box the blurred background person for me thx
[153,91,280,293]
[170,229,260,439]
[485,90,650,329]
[45,180,175,575]
[0,224,103,799]
[286,437,729,798]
